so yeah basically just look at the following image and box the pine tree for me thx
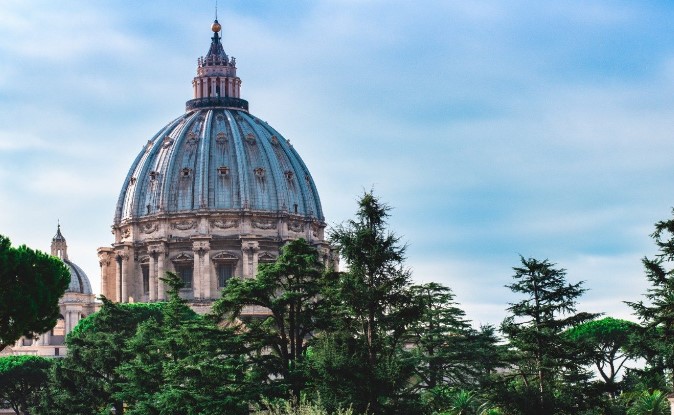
[499,257,597,414]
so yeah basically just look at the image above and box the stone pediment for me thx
[212,251,239,262]
[258,251,276,263]
[172,252,193,263]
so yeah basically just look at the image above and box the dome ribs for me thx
[115,109,323,222]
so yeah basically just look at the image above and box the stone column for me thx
[119,253,129,303]
[149,254,157,301]
[64,310,71,334]
[156,245,166,300]
[242,240,259,279]
[98,248,114,300]
[115,255,122,302]
[667,395,674,415]
[192,239,211,299]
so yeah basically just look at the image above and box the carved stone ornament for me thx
[212,251,239,262]
[258,252,276,262]
[312,224,321,237]
[140,222,158,234]
[245,133,256,145]
[270,135,279,146]
[216,114,224,122]
[216,132,227,144]
[122,228,131,238]
[148,244,165,255]
[172,252,193,262]
[252,219,276,230]
[171,220,197,230]
[162,135,174,148]
[192,241,210,253]
[211,219,239,229]
[288,221,303,232]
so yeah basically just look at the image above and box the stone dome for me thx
[98,19,335,309]
[63,259,93,295]
[114,108,323,223]
[51,225,93,295]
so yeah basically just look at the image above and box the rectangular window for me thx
[176,265,193,289]
[141,265,150,294]
[217,264,233,288]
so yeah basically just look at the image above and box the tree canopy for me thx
[0,235,70,351]
[0,355,51,415]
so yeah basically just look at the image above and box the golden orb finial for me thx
[211,19,221,33]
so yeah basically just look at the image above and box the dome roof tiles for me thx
[63,259,93,295]
[115,108,323,224]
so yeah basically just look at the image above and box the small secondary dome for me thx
[51,224,93,295]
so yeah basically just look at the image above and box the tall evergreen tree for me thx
[119,273,253,415]
[325,191,420,413]
[212,238,327,401]
[499,256,597,414]
[626,210,674,389]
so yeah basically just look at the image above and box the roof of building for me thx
[63,259,93,295]
[113,20,323,224]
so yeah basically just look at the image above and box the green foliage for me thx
[408,283,500,397]
[119,273,252,414]
[0,355,51,415]
[497,256,598,414]
[0,235,70,351]
[213,239,327,401]
[253,395,358,415]
[323,191,421,414]
[35,297,167,414]
[566,317,639,394]
[626,390,669,415]
[626,209,674,389]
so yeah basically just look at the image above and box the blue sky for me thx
[2,0,674,326]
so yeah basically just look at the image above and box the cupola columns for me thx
[51,223,68,260]
[192,20,241,100]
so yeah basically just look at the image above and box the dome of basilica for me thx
[114,107,323,222]
[98,19,335,311]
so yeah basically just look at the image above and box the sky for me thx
[1,0,674,327]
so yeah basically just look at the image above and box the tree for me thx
[212,238,327,401]
[325,191,420,413]
[566,317,639,395]
[0,235,70,351]
[626,210,674,389]
[498,256,597,414]
[118,273,253,415]
[35,298,166,414]
[0,355,51,415]
[407,282,500,409]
